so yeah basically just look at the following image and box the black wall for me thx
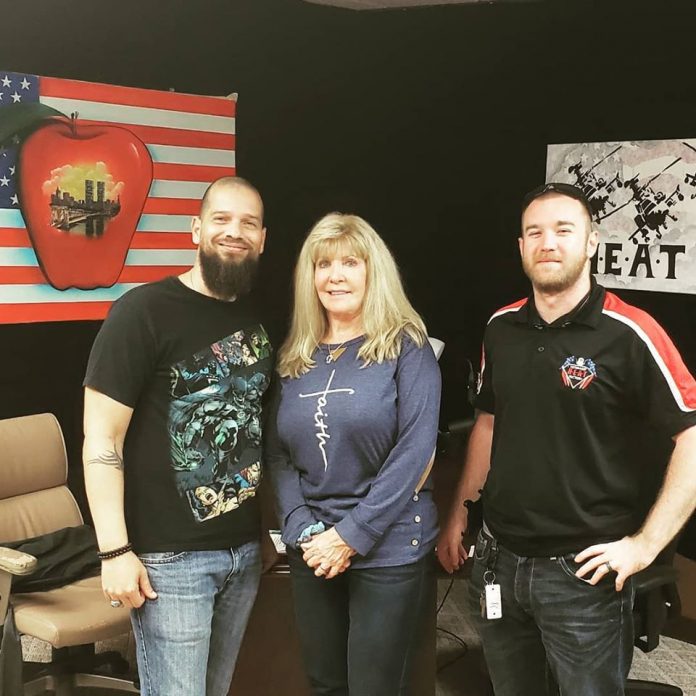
[1,0,695,526]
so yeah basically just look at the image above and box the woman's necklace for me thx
[325,341,348,364]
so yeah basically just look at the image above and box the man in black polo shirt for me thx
[437,183,696,696]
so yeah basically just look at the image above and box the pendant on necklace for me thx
[325,346,347,364]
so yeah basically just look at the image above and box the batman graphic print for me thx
[169,324,272,523]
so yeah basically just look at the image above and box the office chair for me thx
[428,336,445,361]
[0,412,138,695]
[625,539,683,695]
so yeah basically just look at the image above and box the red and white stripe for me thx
[0,76,236,323]
[603,292,696,413]
[479,298,527,390]
[486,298,527,325]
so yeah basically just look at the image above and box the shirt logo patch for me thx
[560,356,597,390]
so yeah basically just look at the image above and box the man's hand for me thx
[101,551,157,608]
[261,531,280,573]
[574,535,657,591]
[436,507,469,574]
[436,412,493,574]
[301,527,356,579]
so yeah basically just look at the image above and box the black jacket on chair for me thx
[1,525,100,593]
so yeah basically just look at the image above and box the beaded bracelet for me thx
[97,542,133,560]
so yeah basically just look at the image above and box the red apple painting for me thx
[18,117,153,290]
[0,71,237,324]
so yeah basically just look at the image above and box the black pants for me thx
[469,528,634,696]
[287,550,435,696]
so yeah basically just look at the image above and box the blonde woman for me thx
[266,213,441,695]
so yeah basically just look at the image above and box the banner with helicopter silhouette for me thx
[546,138,696,294]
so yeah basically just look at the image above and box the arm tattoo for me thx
[87,448,124,470]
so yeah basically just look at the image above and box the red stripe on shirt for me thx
[604,291,696,410]
[478,298,528,409]
[40,77,236,117]
[479,342,486,383]
[487,297,527,323]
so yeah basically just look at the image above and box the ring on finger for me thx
[110,599,123,608]
[604,561,613,573]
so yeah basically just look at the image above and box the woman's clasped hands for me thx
[301,527,356,579]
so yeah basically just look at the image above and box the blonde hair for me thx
[277,213,427,378]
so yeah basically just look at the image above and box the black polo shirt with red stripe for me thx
[477,280,696,557]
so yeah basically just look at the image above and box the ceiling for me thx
[303,0,538,8]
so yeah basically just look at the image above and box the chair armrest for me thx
[632,564,678,595]
[633,563,681,653]
[0,547,38,576]
[447,418,475,439]
[0,547,37,630]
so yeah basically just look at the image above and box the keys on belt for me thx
[476,530,503,620]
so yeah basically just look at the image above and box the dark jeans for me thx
[287,549,436,696]
[469,527,634,696]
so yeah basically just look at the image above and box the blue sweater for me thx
[266,335,441,568]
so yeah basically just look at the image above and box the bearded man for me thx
[437,183,696,696]
[83,177,273,696]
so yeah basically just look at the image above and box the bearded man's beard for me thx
[522,254,587,294]
[199,247,260,300]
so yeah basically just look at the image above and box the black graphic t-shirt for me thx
[84,276,273,552]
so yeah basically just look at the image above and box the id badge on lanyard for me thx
[478,534,502,620]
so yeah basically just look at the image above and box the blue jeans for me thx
[469,528,634,696]
[287,549,436,696]
[132,540,261,696]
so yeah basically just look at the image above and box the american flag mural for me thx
[0,71,236,323]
